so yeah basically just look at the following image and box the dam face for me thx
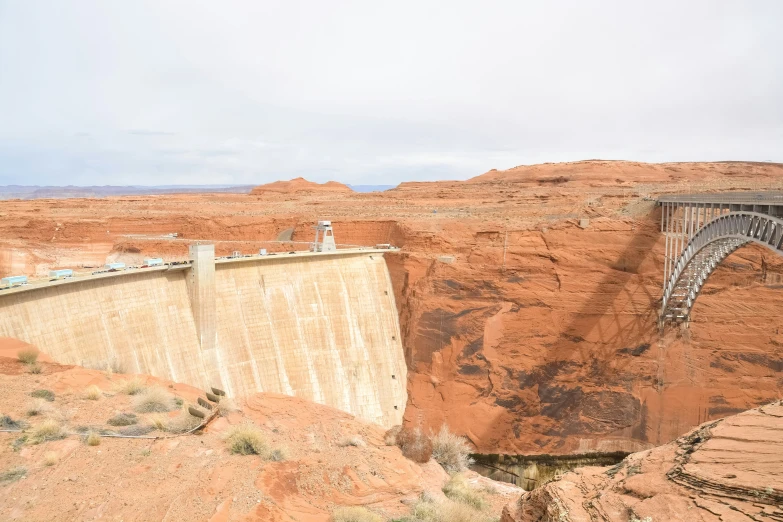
[0,249,407,427]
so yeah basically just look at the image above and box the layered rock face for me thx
[0,160,782,454]
[501,401,783,522]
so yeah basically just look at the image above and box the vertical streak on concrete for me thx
[188,244,220,389]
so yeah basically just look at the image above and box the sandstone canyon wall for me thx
[0,251,407,427]
[0,161,781,454]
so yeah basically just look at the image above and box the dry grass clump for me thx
[118,424,155,436]
[85,431,101,446]
[43,451,59,466]
[215,398,237,416]
[399,490,492,522]
[338,435,366,448]
[0,467,26,484]
[28,419,65,444]
[384,425,401,446]
[225,423,268,455]
[441,473,486,510]
[430,425,474,473]
[149,413,168,431]
[30,389,55,402]
[132,386,175,413]
[84,385,103,400]
[17,348,39,364]
[166,408,202,434]
[330,506,383,522]
[25,398,52,417]
[114,377,146,395]
[396,426,432,463]
[106,412,138,426]
[27,363,43,374]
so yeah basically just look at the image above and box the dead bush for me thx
[27,363,43,374]
[84,385,103,400]
[166,408,201,434]
[30,389,55,402]
[396,426,432,463]
[225,423,268,456]
[114,377,146,395]
[0,467,26,484]
[17,348,39,364]
[430,425,474,473]
[118,424,155,436]
[43,451,59,466]
[0,414,24,430]
[338,435,366,448]
[384,425,401,446]
[85,431,101,446]
[28,419,65,444]
[330,506,383,522]
[106,413,138,426]
[442,473,486,510]
[132,386,175,413]
[26,398,52,417]
[405,493,491,522]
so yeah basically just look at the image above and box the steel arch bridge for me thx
[657,192,783,326]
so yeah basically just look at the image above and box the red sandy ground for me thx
[0,160,782,456]
[0,340,520,521]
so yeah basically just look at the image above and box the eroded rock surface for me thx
[502,402,783,522]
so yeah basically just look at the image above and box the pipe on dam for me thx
[0,248,407,427]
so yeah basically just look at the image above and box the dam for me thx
[0,246,407,428]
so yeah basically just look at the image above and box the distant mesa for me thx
[250,177,353,195]
[469,159,783,185]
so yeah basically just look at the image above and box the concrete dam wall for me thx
[0,249,407,427]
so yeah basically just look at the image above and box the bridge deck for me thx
[658,191,783,206]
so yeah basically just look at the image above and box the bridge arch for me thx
[661,212,783,324]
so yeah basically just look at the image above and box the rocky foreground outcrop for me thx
[502,401,783,522]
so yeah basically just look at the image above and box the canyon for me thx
[0,160,782,459]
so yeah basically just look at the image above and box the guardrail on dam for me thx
[0,247,407,428]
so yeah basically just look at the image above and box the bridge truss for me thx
[658,192,783,326]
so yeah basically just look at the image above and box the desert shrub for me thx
[396,426,432,463]
[268,448,287,462]
[115,377,146,395]
[30,389,55,402]
[225,423,268,456]
[85,431,101,446]
[43,451,58,466]
[338,435,366,447]
[216,398,236,416]
[25,398,51,417]
[442,474,486,510]
[132,386,175,413]
[149,414,168,431]
[166,408,202,434]
[331,506,383,522]
[0,467,27,484]
[17,348,39,364]
[106,413,138,426]
[0,415,24,430]
[27,363,43,374]
[384,425,401,446]
[402,494,490,522]
[118,424,155,436]
[430,425,474,473]
[28,419,65,444]
[84,385,102,400]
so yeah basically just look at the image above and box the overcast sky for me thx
[0,1,781,186]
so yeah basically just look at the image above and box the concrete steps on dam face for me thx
[0,248,407,428]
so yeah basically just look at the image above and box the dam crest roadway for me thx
[657,191,783,326]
